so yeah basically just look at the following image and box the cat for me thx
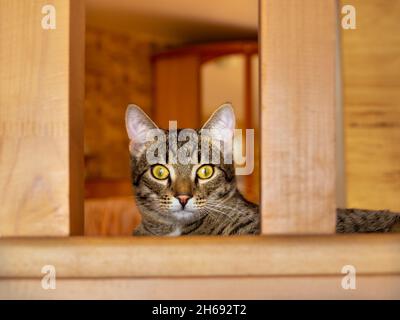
[125,103,400,236]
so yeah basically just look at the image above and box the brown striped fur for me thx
[126,104,400,236]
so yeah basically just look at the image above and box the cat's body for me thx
[134,203,400,236]
[126,103,400,236]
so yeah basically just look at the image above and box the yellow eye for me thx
[151,165,170,180]
[196,165,214,179]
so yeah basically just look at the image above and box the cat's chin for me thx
[170,210,196,222]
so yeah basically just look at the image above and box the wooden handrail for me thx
[0,234,399,278]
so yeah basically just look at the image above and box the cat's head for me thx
[125,103,236,224]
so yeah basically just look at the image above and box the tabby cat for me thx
[125,103,400,235]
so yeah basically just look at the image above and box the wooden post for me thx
[0,0,84,236]
[260,0,337,234]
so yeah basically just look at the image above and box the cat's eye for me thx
[151,165,170,180]
[196,165,214,180]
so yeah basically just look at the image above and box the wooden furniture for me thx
[0,0,84,236]
[152,42,258,129]
[261,0,337,234]
[0,0,400,299]
[1,235,400,299]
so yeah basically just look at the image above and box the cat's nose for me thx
[176,195,191,208]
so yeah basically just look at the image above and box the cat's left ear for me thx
[201,103,235,144]
[125,104,159,154]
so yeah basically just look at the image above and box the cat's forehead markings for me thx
[169,163,194,177]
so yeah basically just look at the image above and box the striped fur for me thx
[336,208,400,233]
[126,104,400,236]
[133,205,400,235]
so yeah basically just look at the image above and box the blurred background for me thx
[83,0,259,235]
[83,0,400,236]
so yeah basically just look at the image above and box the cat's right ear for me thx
[125,104,158,153]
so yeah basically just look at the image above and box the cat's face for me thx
[125,104,236,224]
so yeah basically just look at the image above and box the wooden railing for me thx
[0,0,399,299]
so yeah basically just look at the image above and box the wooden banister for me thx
[260,0,338,234]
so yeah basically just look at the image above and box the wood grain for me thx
[1,235,399,278]
[260,0,337,234]
[341,0,400,211]
[2,275,400,299]
[0,0,84,236]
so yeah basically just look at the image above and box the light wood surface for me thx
[341,0,400,211]
[2,275,400,299]
[1,234,399,278]
[260,0,337,234]
[335,10,347,208]
[0,0,84,236]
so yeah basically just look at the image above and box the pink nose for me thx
[176,195,190,207]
